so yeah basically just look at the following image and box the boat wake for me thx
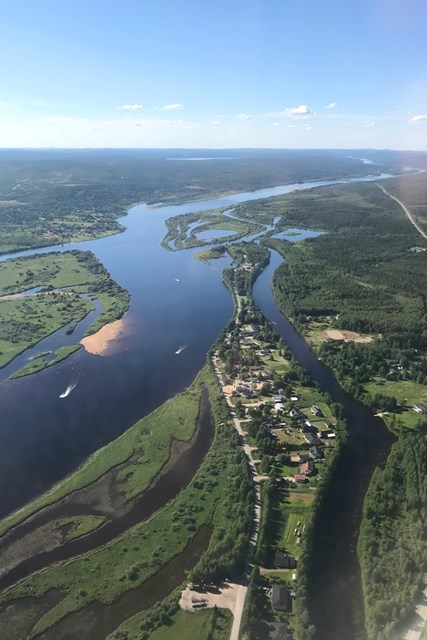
[175,344,188,355]
[59,381,78,398]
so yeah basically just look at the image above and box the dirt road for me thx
[212,354,262,640]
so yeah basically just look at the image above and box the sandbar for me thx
[80,319,125,356]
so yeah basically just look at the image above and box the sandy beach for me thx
[80,318,125,355]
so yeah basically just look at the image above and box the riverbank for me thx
[0,364,255,640]
[80,318,125,355]
[0,250,129,375]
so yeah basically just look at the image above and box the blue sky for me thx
[1,0,426,149]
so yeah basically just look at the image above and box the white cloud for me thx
[362,120,376,128]
[272,122,282,127]
[162,103,184,111]
[238,113,252,120]
[119,104,143,111]
[287,124,296,129]
[281,104,314,116]
[304,124,312,130]
[409,114,427,124]
[212,120,221,125]
[325,102,337,109]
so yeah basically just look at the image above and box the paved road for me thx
[377,183,427,242]
[212,354,262,640]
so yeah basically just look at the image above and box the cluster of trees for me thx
[358,428,427,639]
[223,242,270,297]
[190,419,255,582]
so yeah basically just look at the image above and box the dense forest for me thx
[254,176,427,418]
[358,428,427,640]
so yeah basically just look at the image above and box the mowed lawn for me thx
[279,494,314,559]
[364,377,427,428]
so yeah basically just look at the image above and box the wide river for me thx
[0,171,395,519]
[0,169,405,639]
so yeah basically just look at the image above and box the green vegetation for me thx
[0,250,129,370]
[0,372,204,538]
[57,515,106,542]
[0,366,254,638]
[108,587,232,640]
[358,428,427,640]
[0,149,380,253]
[195,246,227,264]
[10,344,81,378]
[0,292,91,368]
[162,207,262,251]
[251,176,427,425]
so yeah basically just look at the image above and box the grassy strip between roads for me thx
[0,370,205,539]
[10,344,81,379]
[0,365,254,639]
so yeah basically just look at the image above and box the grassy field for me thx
[279,494,314,559]
[111,606,232,640]
[10,344,81,378]
[57,515,106,542]
[364,377,427,427]
[149,609,231,640]
[0,370,204,538]
[0,294,90,367]
[0,250,129,370]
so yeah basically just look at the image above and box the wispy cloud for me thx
[272,122,282,127]
[238,113,252,121]
[287,124,296,129]
[281,104,314,116]
[409,114,427,124]
[119,104,143,111]
[325,102,337,109]
[362,120,376,128]
[162,103,184,111]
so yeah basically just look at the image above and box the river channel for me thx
[254,251,395,640]
[0,170,396,519]
[0,168,406,638]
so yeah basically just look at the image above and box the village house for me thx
[300,461,315,476]
[309,446,323,459]
[311,405,323,417]
[304,432,321,445]
[271,584,290,612]
[274,551,297,569]
[289,408,305,420]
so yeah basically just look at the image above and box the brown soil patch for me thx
[323,329,373,343]
[289,492,315,502]
[80,319,125,355]
[179,582,239,613]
